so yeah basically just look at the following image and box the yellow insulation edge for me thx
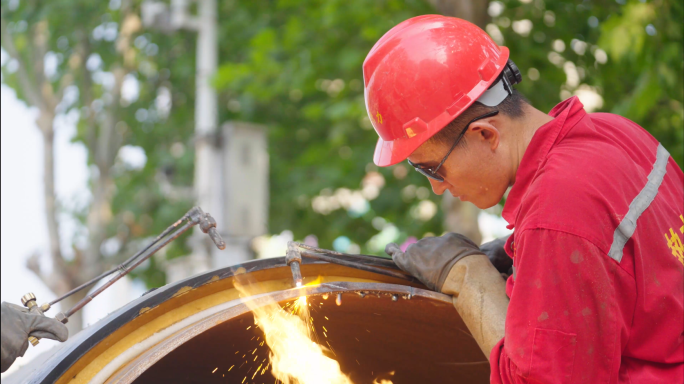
[63,275,378,384]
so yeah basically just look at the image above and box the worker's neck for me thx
[508,103,554,181]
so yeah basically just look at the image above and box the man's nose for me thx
[428,178,449,195]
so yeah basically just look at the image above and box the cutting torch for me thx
[285,241,419,287]
[21,206,225,347]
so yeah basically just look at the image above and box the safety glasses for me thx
[407,110,499,182]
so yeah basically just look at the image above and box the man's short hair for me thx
[429,90,529,147]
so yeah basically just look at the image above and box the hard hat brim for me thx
[372,51,510,167]
[373,132,431,167]
[366,15,511,167]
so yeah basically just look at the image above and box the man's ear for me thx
[468,120,500,151]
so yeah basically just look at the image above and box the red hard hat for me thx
[364,15,512,166]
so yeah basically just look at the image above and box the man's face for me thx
[406,119,512,209]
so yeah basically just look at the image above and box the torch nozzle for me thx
[207,227,226,250]
[290,261,303,288]
[286,241,304,287]
[193,207,226,250]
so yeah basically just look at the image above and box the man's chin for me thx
[471,195,501,210]
[448,192,501,209]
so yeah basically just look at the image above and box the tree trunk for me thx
[60,290,87,335]
[442,194,482,245]
[426,0,490,28]
[427,0,490,243]
[84,67,126,279]
[40,115,62,266]
[84,176,111,279]
[2,14,133,334]
[39,115,88,332]
[32,112,88,333]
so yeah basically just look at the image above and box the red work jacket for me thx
[489,97,684,384]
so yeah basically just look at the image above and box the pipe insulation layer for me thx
[3,258,489,384]
[128,284,489,383]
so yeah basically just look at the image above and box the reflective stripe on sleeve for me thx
[608,143,670,263]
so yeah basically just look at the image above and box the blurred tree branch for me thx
[0,1,154,332]
[2,0,677,333]
[426,0,490,28]
[82,4,138,291]
[2,13,69,282]
[428,0,490,244]
[0,17,46,110]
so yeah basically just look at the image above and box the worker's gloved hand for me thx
[385,233,484,292]
[1,302,68,372]
[479,235,513,276]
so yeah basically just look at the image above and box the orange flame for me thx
[235,281,352,384]
[373,371,396,383]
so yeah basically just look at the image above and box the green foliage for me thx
[3,0,681,288]
[215,0,441,254]
[215,0,683,255]
[1,0,197,287]
[493,0,683,166]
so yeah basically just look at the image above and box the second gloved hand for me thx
[479,235,513,276]
[1,302,69,373]
[385,233,485,292]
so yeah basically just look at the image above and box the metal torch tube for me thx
[300,250,418,282]
[293,242,398,269]
[290,261,303,287]
[48,269,118,307]
[63,221,195,318]
[49,216,189,307]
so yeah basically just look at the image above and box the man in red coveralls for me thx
[364,15,684,383]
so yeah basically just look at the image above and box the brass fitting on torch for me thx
[15,207,223,350]
[21,293,66,347]
[21,293,52,346]
[285,242,303,287]
[21,293,40,346]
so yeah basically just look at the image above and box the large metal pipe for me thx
[5,258,489,384]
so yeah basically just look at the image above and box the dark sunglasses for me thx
[407,110,500,182]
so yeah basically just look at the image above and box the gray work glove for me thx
[1,302,68,372]
[479,235,513,276]
[386,233,484,292]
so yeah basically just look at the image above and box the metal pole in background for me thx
[142,1,263,281]
[142,0,221,280]
[191,0,223,274]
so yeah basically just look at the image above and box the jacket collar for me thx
[502,96,587,229]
